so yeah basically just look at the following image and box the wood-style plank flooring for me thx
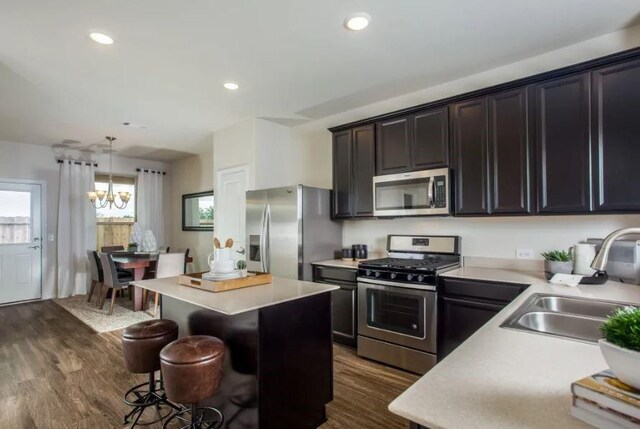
[0,300,418,428]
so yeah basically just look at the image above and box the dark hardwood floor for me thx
[0,300,418,429]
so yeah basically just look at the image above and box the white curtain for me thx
[57,161,96,298]
[137,169,165,248]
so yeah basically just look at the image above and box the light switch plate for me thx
[516,248,535,259]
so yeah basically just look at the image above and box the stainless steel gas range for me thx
[357,235,461,374]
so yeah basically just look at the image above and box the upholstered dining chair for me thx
[99,252,134,315]
[147,252,186,318]
[87,251,103,306]
[174,248,191,274]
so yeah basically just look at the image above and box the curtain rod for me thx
[136,168,166,175]
[57,159,98,167]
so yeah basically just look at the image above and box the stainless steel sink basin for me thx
[534,296,623,319]
[501,293,637,343]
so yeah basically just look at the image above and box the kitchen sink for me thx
[501,293,637,343]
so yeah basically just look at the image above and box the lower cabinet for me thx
[438,278,527,359]
[313,265,358,348]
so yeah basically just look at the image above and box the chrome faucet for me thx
[591,227,640,271]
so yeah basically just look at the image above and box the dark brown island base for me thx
[133,276,338,429]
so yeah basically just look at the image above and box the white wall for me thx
[288,24,640,261]
[168,135,214,272]
[0,139,169,299]
[213,118,256,189]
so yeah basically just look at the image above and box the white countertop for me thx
[311,259,362,269]
[132,276,338,315]
[389,267,640,429]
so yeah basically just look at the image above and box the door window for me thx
[0,190,32,244]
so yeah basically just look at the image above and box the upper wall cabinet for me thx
[332,125,376,219]
[332,130,353,218]
[592,59,640,212]
[375,116,411,175]
[375,107,449,176]
[534,73,592,214]
[411,107,449,170]
[451,98,490,215]
[488,87,533,214]
[452,88,533,216]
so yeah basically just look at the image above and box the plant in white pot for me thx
[541,250,573,280]
[599,307,640,389]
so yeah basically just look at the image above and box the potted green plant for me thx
[541,250,573,280]
[128,242,138,252]
[236,259,248,277]
[599,307,640,389]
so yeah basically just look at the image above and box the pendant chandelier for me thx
[87,136,131,209]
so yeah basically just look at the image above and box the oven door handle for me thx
[442,296,505,312]
[357,277,436,291]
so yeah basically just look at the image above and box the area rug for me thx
[53,294,155,333]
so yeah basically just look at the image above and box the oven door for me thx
[357,278,437,353]
[372,168,450,217]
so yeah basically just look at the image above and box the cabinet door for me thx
[375,117,411,175]
[411,107,449,169]
[488,88,533,214]
[332,130,353,218]
[451,98,490,215]
[331,287,357,348]
[535,73,592,213]
[592,59,640,212]
[352,125,376,217]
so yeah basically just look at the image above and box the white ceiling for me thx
[1,0,639,160]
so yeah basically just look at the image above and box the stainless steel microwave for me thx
[372,167,451,217]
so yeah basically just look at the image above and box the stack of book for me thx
[571,370,640,428]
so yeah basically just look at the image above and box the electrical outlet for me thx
[516,248,535,259]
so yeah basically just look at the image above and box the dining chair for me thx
[174,248,191,273]
[148,252,186,318]
[101,245,125,253]
[99,252,134,315]
[87,250,103,306]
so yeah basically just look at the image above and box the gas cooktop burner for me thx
[360,256,459,271]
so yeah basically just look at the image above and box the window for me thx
[0,190,31,244]
[95,174,136,250]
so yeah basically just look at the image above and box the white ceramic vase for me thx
[598,339,640,389]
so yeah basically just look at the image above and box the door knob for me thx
[28,245,40,250]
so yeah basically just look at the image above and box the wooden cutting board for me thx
[178,271,273,293]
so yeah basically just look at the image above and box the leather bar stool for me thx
[160,336,225,429]
[121,319,179,427]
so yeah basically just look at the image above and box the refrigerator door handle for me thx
[259,204,268,272]
[264,203,271,273]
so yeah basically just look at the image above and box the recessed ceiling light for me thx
[344,13,370,31]
[223,82,239,90]
[89,32,114,45]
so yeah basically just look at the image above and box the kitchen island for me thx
[389,267,640,429]
[132,276,338,429]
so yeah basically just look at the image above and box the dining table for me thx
[111,252,193,311]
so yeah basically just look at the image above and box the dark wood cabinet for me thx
[534,73,592,213]
[313,265,358,348]
[331,125,375,219]
[352,125,376,216]
[451,98,490,215]
[411,107,449,170]
[375,117,411,175]
[592,59,640,212]
[332,130,353,218]
[331,50,640,219]
[488,87,533,214]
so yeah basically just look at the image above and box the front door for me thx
[215,166,248,258]
[0,181,42,304]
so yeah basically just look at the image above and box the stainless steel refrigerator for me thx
[246,185,342,281]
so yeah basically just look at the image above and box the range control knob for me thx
[365,270,372,277]
[417,275,425,282]
[406,274,414,282]
[390,272,397,280]
[374,271,382,278]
